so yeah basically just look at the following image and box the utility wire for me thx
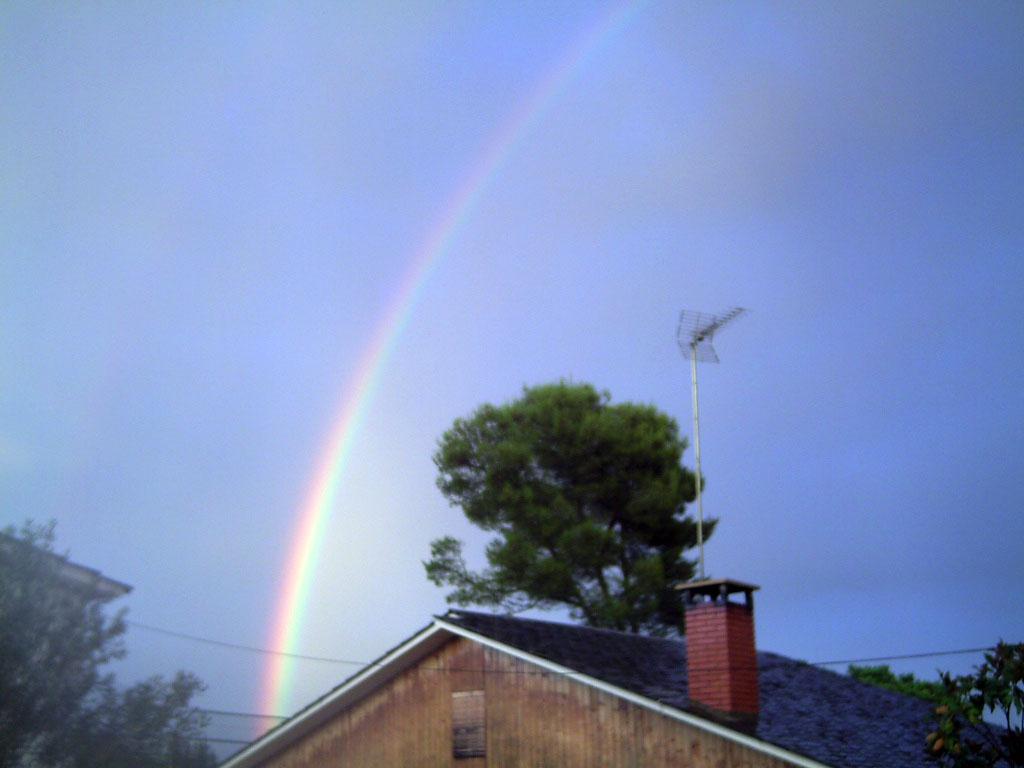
[129,618,997,677]
[195,737,252,746]
[811,646,995,666]
[193,643,1001,754]
[197,707,286,720]
[139,622,1001,752]
[191,657,880,724]
[192,639,1007,754]
[127,620,365,665]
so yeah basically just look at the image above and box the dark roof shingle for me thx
[442,609,936,768]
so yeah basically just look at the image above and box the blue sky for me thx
[2,0,1022,749]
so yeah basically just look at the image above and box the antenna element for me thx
[677,307,746,580]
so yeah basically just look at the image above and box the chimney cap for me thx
[675,577,760,593]
[675,577,760,604]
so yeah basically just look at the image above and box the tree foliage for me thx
[848,664,946,704]
[926,642,1023,767]
[425,382,707,635]
[0,521,215,768]
[53,671,214,768]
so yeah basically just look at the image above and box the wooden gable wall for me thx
[257,635,799,768]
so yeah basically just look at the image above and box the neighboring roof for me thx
[443,610,936,768]
[54,556,133,599]
[0,532,132,599]
[223,610,937,768]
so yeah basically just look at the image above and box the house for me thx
[223,579,935,767]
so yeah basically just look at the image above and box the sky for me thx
[2,0,1023,755]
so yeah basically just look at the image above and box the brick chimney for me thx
[678,578,760,719]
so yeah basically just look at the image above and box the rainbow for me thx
[262,0,641,718]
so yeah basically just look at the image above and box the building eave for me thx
[57,558,132,599]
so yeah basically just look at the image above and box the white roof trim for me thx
[436,617,833,768]
[222,617,833,768]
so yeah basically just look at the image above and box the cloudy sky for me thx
[2,0,1022,752]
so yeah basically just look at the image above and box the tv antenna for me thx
[677,307,746,580]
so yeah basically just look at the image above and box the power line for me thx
[127,620,365,665]
[811,646,995,666]
[196,737,251,746]
[139,638,1008,757]
[131,621,1002,754]
[184,648,995,725]
[197,707,286,720]
[129,618,996,676]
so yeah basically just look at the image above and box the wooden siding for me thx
[258,636,799,768]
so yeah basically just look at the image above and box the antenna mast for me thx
[677,307,746,580]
